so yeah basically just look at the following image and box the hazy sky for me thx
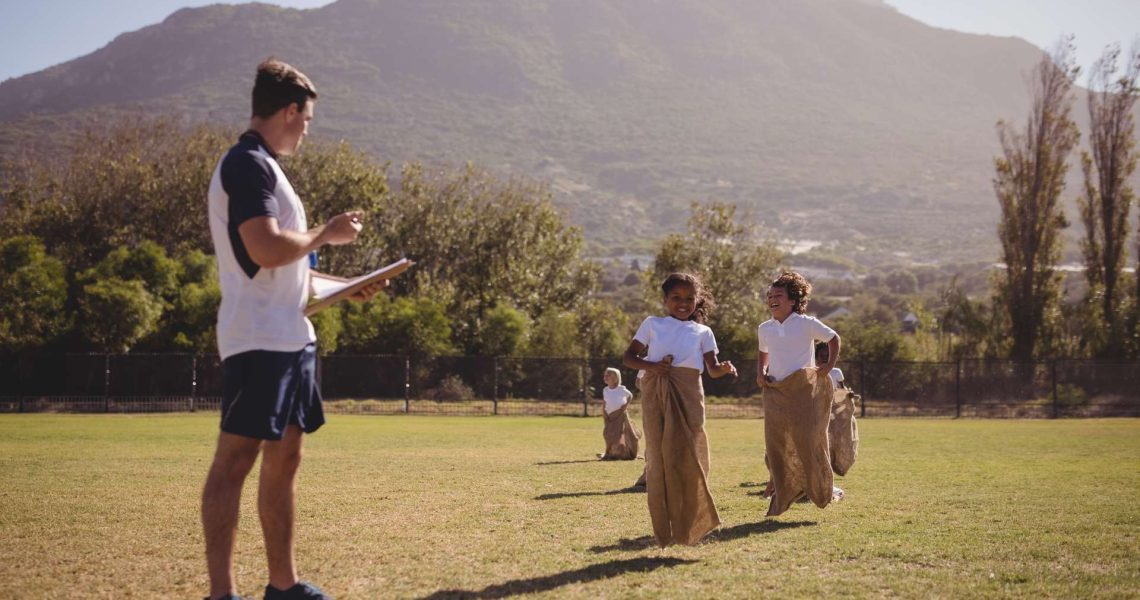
[0,0,1137,83]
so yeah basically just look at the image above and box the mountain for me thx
[0,0,1095,264]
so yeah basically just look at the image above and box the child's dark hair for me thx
[815,341,829,358]
[770,271,812,314]
[661,272,715,324]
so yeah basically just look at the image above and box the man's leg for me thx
[203,432,263,600]
[260,424,304,592]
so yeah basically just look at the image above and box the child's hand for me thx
[720,360,737,378]
[648,354,673,375]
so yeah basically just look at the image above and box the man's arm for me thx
[239,211,362,269]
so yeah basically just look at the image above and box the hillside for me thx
[0,0,1090,264]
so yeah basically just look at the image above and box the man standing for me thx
[202,58,377,600]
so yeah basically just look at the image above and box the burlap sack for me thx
[602,404,641,460]
[761,368,834,516]
[640,367,721,546]
[829,389,859,476]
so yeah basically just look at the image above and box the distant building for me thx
[902,312,920,334]
[823,307,852,321]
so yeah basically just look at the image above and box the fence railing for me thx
[1,354,1137,418]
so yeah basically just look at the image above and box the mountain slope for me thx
[0,0,1075,263]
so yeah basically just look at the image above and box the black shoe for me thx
[264,581,331,600]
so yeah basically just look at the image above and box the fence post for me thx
[104,354,111,413]
[1051,359,1059,419]
[581,362,589,417]
[190,355,197,413]
[955,358,961,419]
[17,355,24,414]
[403,356,410,414]
[859,360,866,418]
[492,357,499,416]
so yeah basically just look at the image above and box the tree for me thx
[0,118,231,273]
[993,41,1081,361]
[338,294,456,358]
[652,201,783,358]
[162,250,221,354]
[470,304,530,357]
[77,278,164,352]
[374,162,598,353]
[1077,42,1140,356]
[0,236,71,351]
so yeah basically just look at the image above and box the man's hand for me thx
[348,279,387,302]
[321,211,364,246]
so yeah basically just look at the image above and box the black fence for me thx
[0,354,1138,418]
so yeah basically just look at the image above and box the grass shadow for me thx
[533,459,599,466]
[704,520,816,543]
[535,486,644,501]
[587,535,657,553]
[418,556,698,599]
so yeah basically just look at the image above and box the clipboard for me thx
[304,258,414,316]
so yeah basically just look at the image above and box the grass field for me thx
[0,415,1137,599]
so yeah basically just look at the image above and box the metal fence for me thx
[1,354,1138,417]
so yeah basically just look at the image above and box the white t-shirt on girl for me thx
[603,385,633,414]
[633,316,719,373]
[828,367,844,390]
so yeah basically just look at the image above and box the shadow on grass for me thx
[588,520,815,553]
[533,459,599,466]
[534,486,644,500]
[706,520,816,543]
[418,556,698,599]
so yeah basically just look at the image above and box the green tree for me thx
[374,162,598,353]
[1078,43,1140,356]
[339,294,456,358]
[525,310,584,357]
[163,250,221,353]
[653,201,783,358]
[994,42,1080,361]
[77,278,164,352]
[0,236,71,351]
[470,304,531,356]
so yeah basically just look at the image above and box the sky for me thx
[0,0,1138,83]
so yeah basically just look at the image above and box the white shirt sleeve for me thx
[700,326,718,356]
[757,325,769,353]
[811,318,838,343]
[831,368,844,382]
[622,385,633,400]
[633,317,654,346]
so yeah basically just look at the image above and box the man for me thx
[202,58,381,600]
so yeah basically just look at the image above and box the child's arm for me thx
[756,351,771,385]
[819,334,841,374]
[623,340,670,375]
[703,351,737,379]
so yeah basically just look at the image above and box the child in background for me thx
[623,272,737,547]
[599,367,640,460]
[815,342,846,391]
[756,271,842,516]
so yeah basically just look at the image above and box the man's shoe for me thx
[264,581,331,600]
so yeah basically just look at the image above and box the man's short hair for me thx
[251,57,317,119]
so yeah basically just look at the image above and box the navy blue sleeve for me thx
[221,149,278,227]
[221,149,278,278]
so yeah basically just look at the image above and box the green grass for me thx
[0,415,1137,599]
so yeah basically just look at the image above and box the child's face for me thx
[816,346,830,364]
[604,372,617,387]
[664,283,697,321]
[767,285,793,320]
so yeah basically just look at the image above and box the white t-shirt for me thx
[828,367,844,390]
[603,385,633,414]
[207,131,315,360]
[757,313,837,382]
[633,316,719,373]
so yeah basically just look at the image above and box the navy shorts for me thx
[220,343,325,440]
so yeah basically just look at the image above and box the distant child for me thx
[815,342,846,391]
[623,272,737,547]
[756,272,842,516]
[599,368,641,460]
